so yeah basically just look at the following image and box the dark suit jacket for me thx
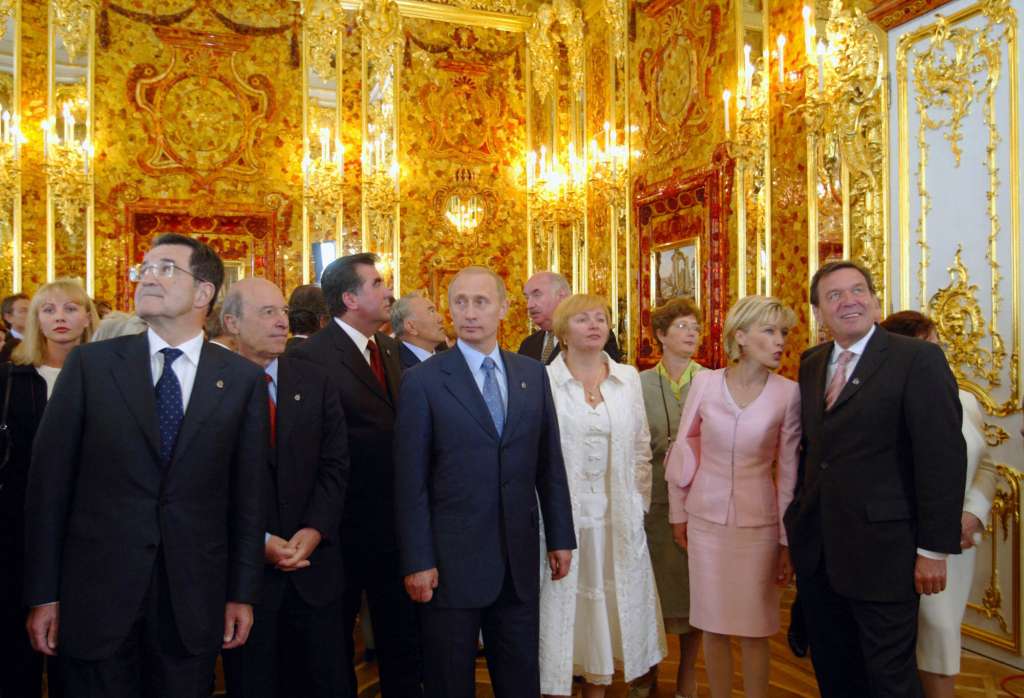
[0,335,21,364]
[783,326,966,602]
[398,342,427,371]
[394,347,576,608]
[263,357,349,609]
[23,334,268,660]
[289,320,403,549]
[518,328,622,364]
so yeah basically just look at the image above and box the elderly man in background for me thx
[390,292,448,370]
[518,271,621,363]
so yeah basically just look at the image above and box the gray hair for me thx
[532,271,570,296]
[390,291,423,339]
[91,311,148,341]
[220,290,245,326]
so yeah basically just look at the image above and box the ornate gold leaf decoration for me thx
[0,0,16,39]
[358,0,403,64]
[435,0,527,14]
[431,168,498,240]
[983,422,1011,447]
[52,0,96,63]
[527,0,584,103]
[128,28,275,193]
[305,2,345,83]
[603,0,626,64]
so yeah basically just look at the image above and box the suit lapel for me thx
[829,326,888,413]
[275,358,301,456]
[331,323,391,405]
[501,351,525,443]
[441,349,499,440]
[110,333,162,462]
[172,343,228,465]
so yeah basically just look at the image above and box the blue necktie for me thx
[481,357,505,437]
[155,348,185,465]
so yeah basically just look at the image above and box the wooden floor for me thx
[349,589,1022,697]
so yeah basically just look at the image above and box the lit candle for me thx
[744,44,753,100]
[42,118,51,158]
[723,89,732,138]
[777,34,786,84]
[63,103,74,144]
[302,153,311,181]
[1,109,8,144]
[334,138,343,167]
[803,5,813,57]
[816,40,827,94]
[319,127,330,162]
[82,139,90,175]
[539,144,547,178]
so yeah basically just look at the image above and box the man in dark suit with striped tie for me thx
[518,271,621,363]
[24,234,268,695]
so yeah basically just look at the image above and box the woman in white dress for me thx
[880,311,998,698]
[539,294,666,697]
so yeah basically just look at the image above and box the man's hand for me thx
[960,512,985,550]
[548,550,572,581]
[404,568,439,603]
[26,603,59,656]
[222,602,254,649]
[275,528,322,571]
[914,555,947,595]
[265,534,298,568]
[672,522,688,550]
[775,546,794,586]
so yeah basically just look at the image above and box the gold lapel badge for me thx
[216,380,224,389]
[521,381,527,389]
[851,378,860,385]
[294,394,301,401]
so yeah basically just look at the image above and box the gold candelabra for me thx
[526,146,586,226]
[42,111,93,248]
[302,126,346,235]
[0,108,22,208]
[587,122,630,208]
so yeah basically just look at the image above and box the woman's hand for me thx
[672,522,688,550]
[776,546,794,586]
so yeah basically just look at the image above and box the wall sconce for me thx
[302,125,345,233]
[42,98,93,248]
[526,144,587,225]
[362,124,399,216]
[588,121,630,208]
[0,106,23,211]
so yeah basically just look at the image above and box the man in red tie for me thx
[220,277,350,698]
[783,260,966,698]
[289,253,423,697]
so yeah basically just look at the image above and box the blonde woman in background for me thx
[91,310,148,341]
[665,295,800,698]
[0,280,98,698]
[539,294,666,697]
[629,297,704,698]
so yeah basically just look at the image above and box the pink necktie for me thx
[825,351,855,410]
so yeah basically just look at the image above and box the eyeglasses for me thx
[672,321,701,333]
[129,261,208,284]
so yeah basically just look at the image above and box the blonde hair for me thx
[723,295,796,362]
[11,279,99,366]
[91,311,148,341]
[551,294,611,348]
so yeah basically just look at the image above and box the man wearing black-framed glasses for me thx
[24,233,269,696]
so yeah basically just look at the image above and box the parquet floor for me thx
[349,589,1022,697]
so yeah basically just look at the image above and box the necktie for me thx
[825,350,855,410]
[155,348,184,465]
[540,332,556,364]
[265,373,276,448]
[481,357,505,437]
[367,338,387,390]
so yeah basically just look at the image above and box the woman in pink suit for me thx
[664,295,801,698]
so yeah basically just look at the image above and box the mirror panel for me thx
[0,6,19,293]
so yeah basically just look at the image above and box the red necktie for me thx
[264,373,276,447]
[367,338,387,390]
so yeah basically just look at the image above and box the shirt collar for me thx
[456,338,503,375]
[10,329,23,340]
[402,341,434,363]
[335,317,372,355]
[831,323,876,364]
[147,328,204,367]
[264,357,279,387]
[547,351,624,386]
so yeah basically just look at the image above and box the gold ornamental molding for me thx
[869,0,958,29]
[51,0,95,62]
[527,0,585,103]
[339,0,532,33]
[964,463,1021,653]
[898,0,1021,417]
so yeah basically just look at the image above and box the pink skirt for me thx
[687,502,781,637]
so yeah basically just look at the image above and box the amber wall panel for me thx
[398,19,529,349]
[18,0,47,292]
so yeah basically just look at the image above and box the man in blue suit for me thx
[394,266,576,698]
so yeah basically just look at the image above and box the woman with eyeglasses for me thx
[628,298,704,698]
[0,280,98,698]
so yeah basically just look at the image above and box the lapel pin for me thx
[521,381,527,389]
[216,380,224,389]
[294,393,301,401]
[851,378,860,385]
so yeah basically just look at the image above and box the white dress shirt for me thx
[148,328,204,411]
[828,324,944,561]
[402,341,434,363]
[456,339,507,410]
[335,317,373,366]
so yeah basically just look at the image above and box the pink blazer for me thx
[664,368,801,544]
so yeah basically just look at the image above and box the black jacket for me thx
[783,327,967,602]
[262,356,349,609]
[23,334,269,660]
[289,321,404,549]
